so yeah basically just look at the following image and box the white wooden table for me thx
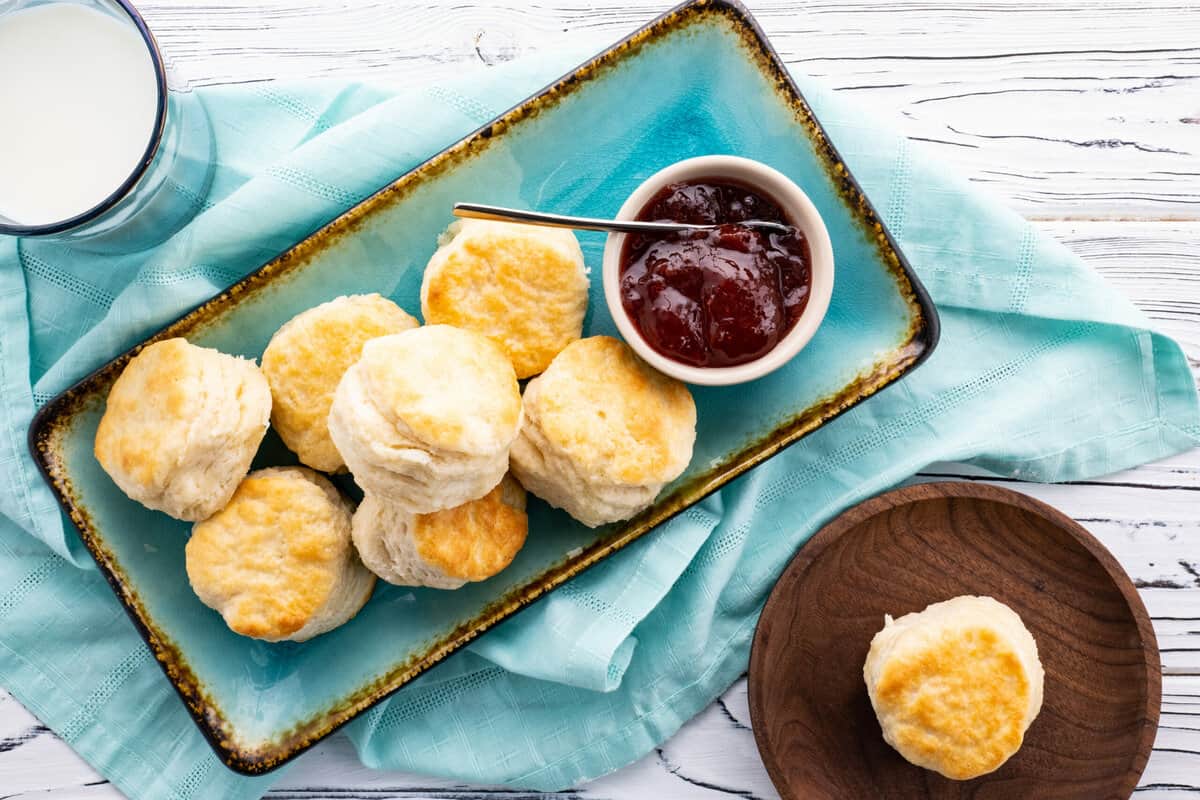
[2,1,1197,797]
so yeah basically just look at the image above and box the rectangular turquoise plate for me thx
[29,0,938,775]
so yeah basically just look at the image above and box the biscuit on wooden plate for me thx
[186,467,375,642]
[863,595,1044,780]
[94,337,271,522]
[262,293,418,472]
[421,219,588,378]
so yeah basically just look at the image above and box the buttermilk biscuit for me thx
[421,219,588,378]
[863,595,1044,780]
[352,475,527,590]
[262,294,418,472]
[509,336,696,527]
[186,467,375,642]
[94,337,271,522]
[327,325,523,513]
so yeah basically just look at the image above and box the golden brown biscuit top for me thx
[185,467,352,640]
[527,336,696,485]
[412,475,528,581]
[421,220,588,378]
[361,325,522,455]
[874,626,1031,780]
[261,294,418,470]
[94,338,203,489]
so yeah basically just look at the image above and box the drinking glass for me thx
[0,0,215,253]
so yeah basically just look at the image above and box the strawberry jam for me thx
[619,180,811,368]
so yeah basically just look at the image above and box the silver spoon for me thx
[453,202,793,235]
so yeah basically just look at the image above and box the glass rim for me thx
[0,0,169,237]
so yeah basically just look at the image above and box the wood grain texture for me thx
[132,0,1200,219]
[750,482,1159,799]
[0,0,1197,797]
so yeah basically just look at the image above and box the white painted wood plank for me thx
[128,0,1200,218]
[1042,221,1200,360]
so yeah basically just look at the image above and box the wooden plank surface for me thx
[1,0,1196,797]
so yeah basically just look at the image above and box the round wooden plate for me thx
[748,482,1160,800]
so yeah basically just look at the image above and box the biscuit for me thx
[186,467,375,642]
[421,219,588,378]
[509,336,696,527]
[327,325,523,513]
[261,294,419,472]
[863,595,1044,780]
[94,337,271,522]
[352,476,527,589]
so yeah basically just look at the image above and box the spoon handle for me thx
[452,202,705,235]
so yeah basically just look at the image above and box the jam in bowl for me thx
[620,180,812,368]
[602,156,834,386]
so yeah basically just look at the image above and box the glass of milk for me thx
[0,0,214,252]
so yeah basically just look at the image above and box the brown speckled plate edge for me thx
[747,482,1160,800]
[28,0,940,776]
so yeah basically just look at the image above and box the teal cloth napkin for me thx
[0,49,1197,799]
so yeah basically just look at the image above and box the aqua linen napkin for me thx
[1,48,1197,799]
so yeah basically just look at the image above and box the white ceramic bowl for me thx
[603,155,834,386]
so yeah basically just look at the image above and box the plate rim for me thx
[27,0,941,775]
[747,480,1161,800]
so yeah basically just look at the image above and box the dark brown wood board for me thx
[749,482,1160,800]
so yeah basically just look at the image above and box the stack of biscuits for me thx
[94,219,697,642]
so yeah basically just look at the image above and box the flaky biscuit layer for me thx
[352,476,527,589]
[328,325,522,513]
[262,293,418,472]
[94,337,271,522]
[863,595,1044,780]
[510,337,696,527]
[421,219,588,378]
[186,467,375,642]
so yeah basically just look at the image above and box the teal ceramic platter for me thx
[29,0,938,775]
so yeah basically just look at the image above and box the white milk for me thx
[0,3,160,227]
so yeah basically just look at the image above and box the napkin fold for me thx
[0,48,1196,800]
